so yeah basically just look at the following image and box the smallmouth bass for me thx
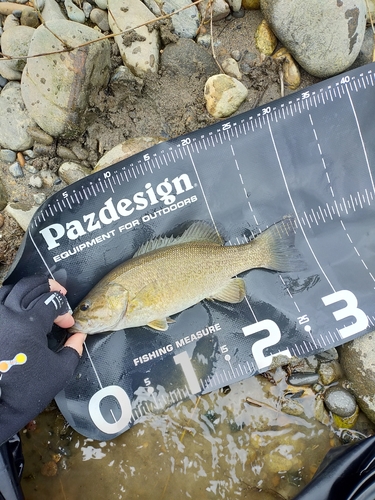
[71,217,302,334]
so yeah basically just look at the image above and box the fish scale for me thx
[5,62,375,441]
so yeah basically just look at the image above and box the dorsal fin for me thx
[133,221,223,258]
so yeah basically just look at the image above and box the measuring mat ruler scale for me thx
[5,62,375,441]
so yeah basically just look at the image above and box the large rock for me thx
[340,331,375,424]
[0,25,36,79]
[260,0,367,77]
[0,82,36,151]
[21,20,111,138]
[108,0,160,77]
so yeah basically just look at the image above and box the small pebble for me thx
[33,193,46,204]
[24,164,38,174]
[318,360,342,386]
[20,9,40,28]
[82,1,93,18]
[17,152,25,167]
[281,398,304,416]
[33,143,56,157]
[64,0,85,23]
[12,10,22,18]
[56,145,78,161]
[39,170,57,187]
[324,386,357,418]
[9,161,23,178]
[288,372,319,387]
[27,127,54,146]
[231,49,241,61]
[29,175,43,188]
[232,8,245,18]
[314,397,330,426]
[94,0,108,9]
[71,145,89,161]
[0,75,8,88]
[58,162,92,184]
[90,8,110,32]
[0,149,17,163]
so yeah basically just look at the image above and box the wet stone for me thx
[228,418,244,432]
[288,372,319,387]
[281,398,304,416]
[332,406,359,429]
[204,410,220,424]
[318,360,342,386]
[324,386,357,418]
[314,397,330,426]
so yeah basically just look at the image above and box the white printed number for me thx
[88,385,132,434]
[174,351,201,394]
[242,319,291,371]
[322,290,368,339]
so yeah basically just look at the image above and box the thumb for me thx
[55,312,75,329]
[63,332,87,356]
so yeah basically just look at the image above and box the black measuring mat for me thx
[5,63,375,441]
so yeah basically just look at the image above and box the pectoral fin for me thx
[147,318,169,331]
[129,282,159,311]
[209,278,246,303]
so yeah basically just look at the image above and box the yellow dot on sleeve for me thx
[15,353,27,365]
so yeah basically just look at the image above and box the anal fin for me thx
[147,318,169,331]
[208,278,246,303]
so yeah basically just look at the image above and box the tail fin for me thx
[253,216,305,273]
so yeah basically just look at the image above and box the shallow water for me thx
[20,367,351,500]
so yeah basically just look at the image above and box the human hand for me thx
[0,275,86,444]
[48,279,86,355]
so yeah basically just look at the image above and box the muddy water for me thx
[21,370,341,500]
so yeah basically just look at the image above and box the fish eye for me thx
[80,301,91,312]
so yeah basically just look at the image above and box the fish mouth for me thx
[68,322,83,334]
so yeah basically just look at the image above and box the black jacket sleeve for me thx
[0,276,80,445]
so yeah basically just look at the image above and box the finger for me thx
[64,332,87,356]
[54,312,75,329]
[48,279,67,296]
